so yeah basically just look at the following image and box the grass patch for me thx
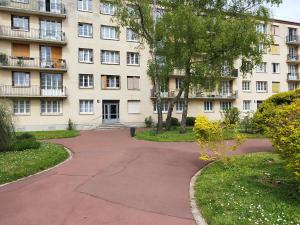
[194,152,300,225]
[0,143,69,184]
[136,128,266,142]
[16,130,80,140]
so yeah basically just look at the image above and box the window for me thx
[271,25,279,36]
[127,100,140,114]
[242,81,251,92]
[101,50,120,64]
[271,44,280,55]
[13,100,30,115]
[243,100,251,112]
[78,23,93,37]
[288,83,299,91]
[256,63,267,73]
[78,0,92,12]
[257,100,263,109]
[101,25,119,40]
[220,101,232,111]
[256,81,268,93]
[272,82,280,93]
[175,78,183,89]
[79,74,93,88]
[12,72,30,87]
[40,20,62,41]
[101,75,120,89]
[100,2,116,15]
[127,52,140,65]
[79,100,94,114]
[127,76,140,90]
[79,48,93,63]
[126,28,138,41]
[154,101,169,113]
[12,16,29,31]
[272,63,280,73]
[221,80,231,95]
[41,100,62,115]
[258,44,266,54]
[176,100,184,112]
[256,23,266,34]
[204,101,213,112]
[13,0,29,3]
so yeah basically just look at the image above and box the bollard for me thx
[130,127,136,137]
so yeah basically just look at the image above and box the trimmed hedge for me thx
[186,117,196,126]
[11,139,41,151]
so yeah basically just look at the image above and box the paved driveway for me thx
[0,130,273,225]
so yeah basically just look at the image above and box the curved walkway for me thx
[0,129,273,225]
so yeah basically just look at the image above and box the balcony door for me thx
[288,28,297,42]
[39,0,61,13]
[221,81,231,96]
[40,46,62,68]
[288,65,298,80]
[40,20,62,41]
[40,73,63,96]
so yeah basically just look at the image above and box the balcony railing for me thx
[151,89,238,100]
[0,56,67,71]
[0,0,66,17]
[221,69,238,78]
[287,54,300,62]
[0,25,66,43]
[0,85,67,98]
[287,73,300,81]
[286,35,300,44]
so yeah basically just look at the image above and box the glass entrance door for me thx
[103,102,120,124]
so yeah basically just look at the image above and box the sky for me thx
[270,0,300,22]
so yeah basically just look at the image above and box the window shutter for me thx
[128,100,140,114]
[101,75,107,89]
[127,77,134,89]
[134,77,139,89]
[272,82,280,93]
[271,45,279,55]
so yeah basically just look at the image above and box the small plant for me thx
[0,52,8,65]
[16,132,36,141]
[145,116,153,128]
[67,118,75,131]
[186,117,196,126]
[222,107,240,128]
[11,139,41,151]
[170,117,180,127]
[0,104,15,152]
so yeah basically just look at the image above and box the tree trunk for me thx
[180,85,189,133]
[155,77,164,132]
[165,87,184,130]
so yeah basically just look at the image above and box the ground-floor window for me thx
[80,100,94,114]
[288,83,299,91]
[256,100,263,109]
[127,100,140,114]
[220,101,232,111]
[153,101,169,113]
[176,100,184,113]
[41,100,62,115]
[13,100,30,115]
[12,72,30,87]
[243,100,251,112]
[204,101,213,112]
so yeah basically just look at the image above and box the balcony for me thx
[287,54,300,64]
[0,26,66,45]
[287,73,300,82]
[221,69,238,79]
[0,56,67,72]
[151,89,238,100]
[0,0,66,18]
[0,85,67,98]
[286,35,300,45]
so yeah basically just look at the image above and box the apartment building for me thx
[0,0,299,131]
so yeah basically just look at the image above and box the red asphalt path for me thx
[0,130,273,225]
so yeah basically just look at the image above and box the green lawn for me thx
[194,152,300,225]
[0,143,69,184]
[136,128,266,142]
[16,130,80,140]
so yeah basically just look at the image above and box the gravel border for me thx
[0,146,73,189]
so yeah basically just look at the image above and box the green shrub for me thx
[0,104,15,152]
[16,132,36,141]
[11,139,41,151]
[145,116,154,128]
[67,118,74,131]
[222,107,240,128]
[239,113,256,134]
[186,117,196,126]
[170,117,180,127]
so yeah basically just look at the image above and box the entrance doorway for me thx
[102,100,120,124]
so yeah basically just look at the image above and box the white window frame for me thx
[256,23,266,34]
[204,101,213,112]
[101,50,120,64]
[78,0,92,12]
[256,62,267,73]
[256,81,268,93]
[79,48,93,63]
[220,101,232,111]
[127,52,140,66]
[106,75,120,89]
[13,72,30,87]
[288,82,299,91]
[78,23,93,38]
[79,74,93,88]
[175,78,183,90]
[176,100,184,113]
[13,100,30,115]
[126,28,138,42]
[272,63,280,74]
[101,25,119,40]
[12,16,29,31]
[79,100,94,114]
[242,81,251,92]
[41,100,62,115]
[243,100,251,112]
[100,2,116,15]
[154,101,169,113]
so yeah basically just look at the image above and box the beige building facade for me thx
[0,0,299,131]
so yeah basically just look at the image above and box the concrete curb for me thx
[0,146,73,189]
[190,162,218,225]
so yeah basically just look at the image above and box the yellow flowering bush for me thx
[193,115,244,162]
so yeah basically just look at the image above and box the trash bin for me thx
[130,127,136,137]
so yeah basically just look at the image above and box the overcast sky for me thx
[270,0,300,22]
